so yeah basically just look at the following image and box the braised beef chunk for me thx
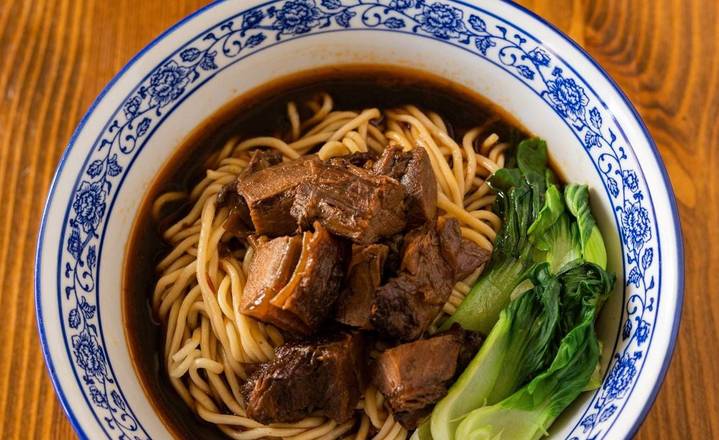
[243,149,283,175]
[241,362,262,378]
[370,224,454,340]
[335,244,388,329]
[382,234,405,278]
[216,182,237,207]
[437,217,491,280]
[291,161,406,244]
[370,274,439,341]
[231,149,434,240]
[275,223,347,330]
[329,151,377,169]
[370,219,489,340]
[217,182,253,237]
[225,203,253,237]
[455,238,490,279]
[371,145,411,179]
[373,146,437,227]
[399,147,437,227]
[243,333,364,424]
[218,150,285,236]
[436,216,461,267]
[241,235,310,334]
[400,225,456,300]
[371,331,464,429]
[241,223,346,334]
[236,156,319,236]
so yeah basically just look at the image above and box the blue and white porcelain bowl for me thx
[35,1,684,438]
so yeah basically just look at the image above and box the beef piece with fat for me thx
[241,223,346,334]
[335,244,389,329]
[372,146,437,227]
[371,327,480,429]
[217,149,284,237]
[291,160,406,244]
[370,219,490,340]
[243,332,365,424]
[235,155,319,236]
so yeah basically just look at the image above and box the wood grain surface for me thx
[1,0,716,438]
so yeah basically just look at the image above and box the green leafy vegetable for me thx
[554,263,614,335]
[430,265,561,440]
[442,140,548,333]
[454,323,599,440]
[564,184,607,269]
[516,138,548,218]
[527,184,565,240]
[490,184,534,263]
[484,265,562,404]
[421,138,616,440]
[490,167,523,192]
[532,214,582,274]
[441,257,527,334]
[454,264,613,440]
[444,139,610,334]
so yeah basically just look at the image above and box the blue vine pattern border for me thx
[56,1,660,438]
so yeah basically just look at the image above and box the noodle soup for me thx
[124,65,532,439]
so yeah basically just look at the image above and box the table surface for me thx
[1,0,717,438]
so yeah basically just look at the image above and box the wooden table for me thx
[1,0,716,438]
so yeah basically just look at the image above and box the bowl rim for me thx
[34,1,685,439]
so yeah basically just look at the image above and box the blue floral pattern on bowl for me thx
[54,1,663,438]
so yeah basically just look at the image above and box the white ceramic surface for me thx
[35,1,683,439]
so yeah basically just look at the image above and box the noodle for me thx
[152,92,507,439]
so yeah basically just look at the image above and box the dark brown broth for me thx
[123,65,529,439]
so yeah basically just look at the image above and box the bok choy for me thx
[454,264,613,440]
[423,137,614,440]
[430,264,561,440]
[565,184,607,269]
[442,138,608,334]
[429,263,613,440]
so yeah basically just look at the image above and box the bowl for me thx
[35,1,684,438]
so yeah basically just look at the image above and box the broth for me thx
[123,65,531,438]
